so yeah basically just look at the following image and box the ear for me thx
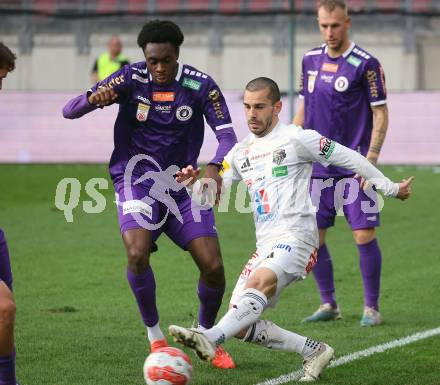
[274,100,282,114]
[175,47,180,60]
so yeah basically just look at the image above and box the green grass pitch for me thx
[0,164,438,385]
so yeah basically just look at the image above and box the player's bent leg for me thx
[122,229,166,348]
[0,282,16,385]
[352,228,383,326]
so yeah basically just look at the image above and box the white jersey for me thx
[221,122,398,249]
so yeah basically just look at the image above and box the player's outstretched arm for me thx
[295,128,414,200]
[62,87,119,119]
[63,66,130,119]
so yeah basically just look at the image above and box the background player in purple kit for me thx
[294,0,389,326]
[0,42,18,385]
[63,20,237,368]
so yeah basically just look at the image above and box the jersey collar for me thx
[324,41,355,58]
[147,62,183,82]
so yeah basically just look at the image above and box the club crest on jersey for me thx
[308,73,317,93]
[334,76,349,92]
[272,149,286,165]
[136,103,150,122]
[176,105,193,121]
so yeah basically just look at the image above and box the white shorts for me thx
[230,239,317,308]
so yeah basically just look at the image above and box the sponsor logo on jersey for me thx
[101,75,125,89]
[155,105,172,113]
[272,165,288,177]
[321,62,339,73]
[153,92,175,102]
[255,188,270,215]
[176,105,193,121]
[240,158,252,172]
[319,137,335,159]
[208,89,225,120]
[251,152,271,161]
[136,95,151,104]
[347,55,362,67]
[132,74,149,83]
[182,77,202,91]
[136,103,150,122]
[379,65,387,94]
[334,76,349,92]
[272,149,286,165]
[272,243,292,253]
[321,74,334,83]
[367,70,379,98]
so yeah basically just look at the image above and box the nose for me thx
[156,63,166,73]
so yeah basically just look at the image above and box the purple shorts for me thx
[310,177,381,230]
[114,181,217,251]
[0,229,13,290]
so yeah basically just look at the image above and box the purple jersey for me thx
[63,62,237,184]
[299,42,387,178]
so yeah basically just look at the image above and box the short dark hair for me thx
[137,20,184,51]
[316,0,348,14]
[245,77,281,104]
[0,42,16,71]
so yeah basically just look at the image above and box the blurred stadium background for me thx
[0,0,439,165]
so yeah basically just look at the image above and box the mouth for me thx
[155,75,169,82]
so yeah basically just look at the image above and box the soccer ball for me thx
[143,346,193,385]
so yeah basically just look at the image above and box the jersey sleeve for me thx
[295,128,398,197]
[219,144,241,190]
[202,78,238,166]
[298,57,305,99]
[62,65,132,119]
[362,57,387,107]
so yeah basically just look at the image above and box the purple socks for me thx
[358,239,382,310]
[313,240,382,311]
[127,267,159,327]
[313,244,337,307]
[0,352,16,385]
[197,280,224,329]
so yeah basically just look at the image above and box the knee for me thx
[126,246,150,273]
[0,298,16,326]
[353,229,375,245]
[201,259,225,287]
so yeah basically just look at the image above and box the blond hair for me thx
[316,0,348,15]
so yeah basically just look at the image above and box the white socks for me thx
[243,320,307,354]
[147,323,165,342]
[204,288,267,345]
[243,320,321,359]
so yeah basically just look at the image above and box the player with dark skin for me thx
[74,20,237,369]
[89,39,225,292]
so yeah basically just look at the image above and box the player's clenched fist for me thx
[87,86,118,105]
[396,176,415,200]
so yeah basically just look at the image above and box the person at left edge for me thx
[62,20,237,369]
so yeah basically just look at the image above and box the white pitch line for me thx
[254,326,440,385]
